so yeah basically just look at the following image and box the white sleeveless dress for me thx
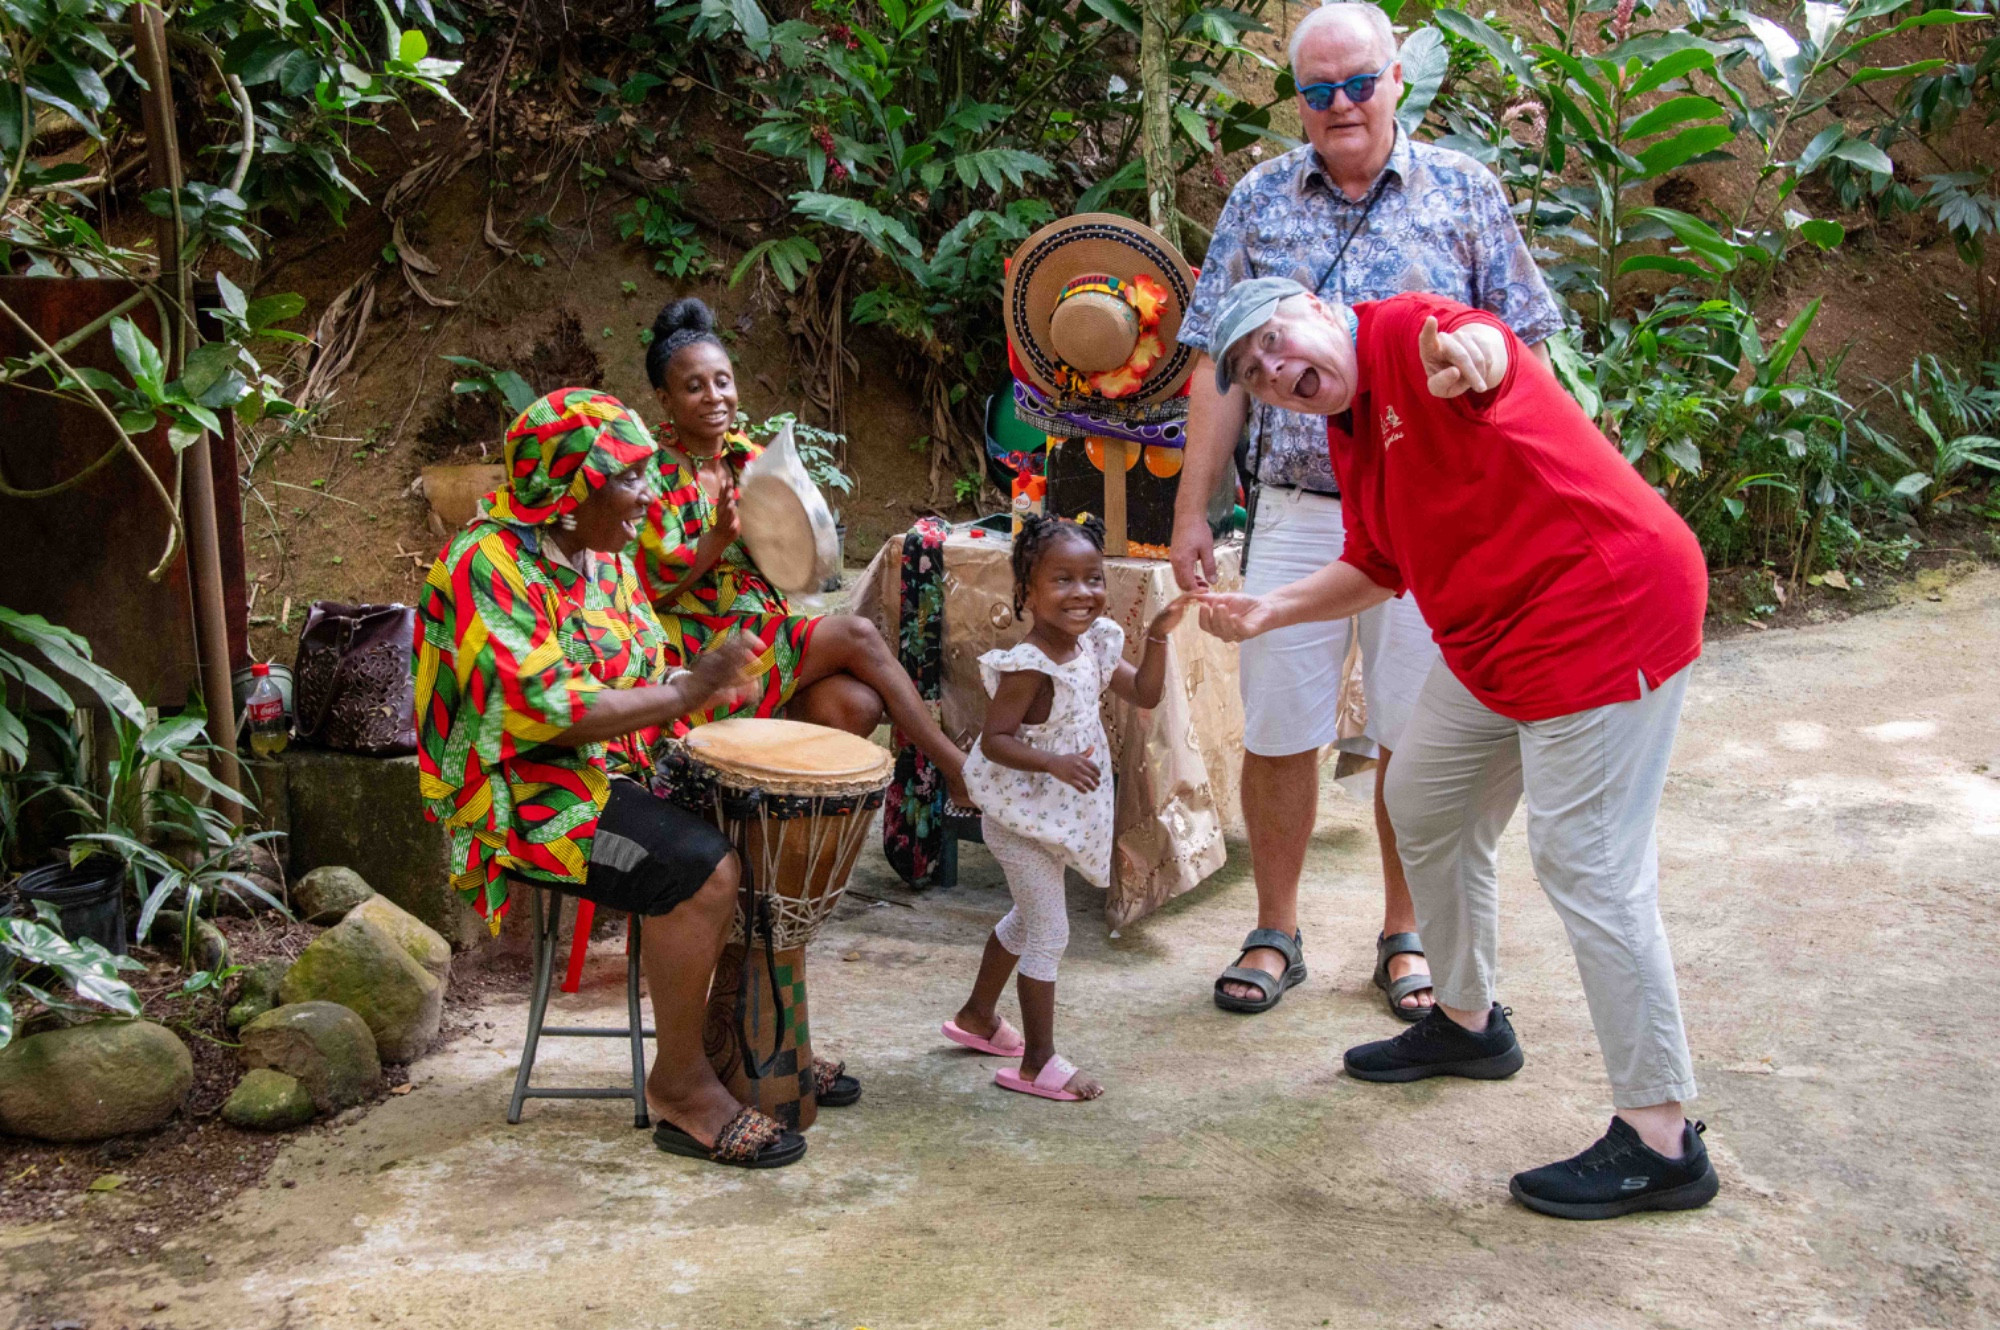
[962,618,1123,889]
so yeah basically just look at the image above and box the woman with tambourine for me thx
[634,298,975,809]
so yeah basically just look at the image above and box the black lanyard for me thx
[1241,178,1386,499]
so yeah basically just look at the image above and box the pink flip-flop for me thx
[941,1017,1026,1057]
[995,1055,1091,1102]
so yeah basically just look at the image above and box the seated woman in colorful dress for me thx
[415,386,804,1169]
[635,298,973,806]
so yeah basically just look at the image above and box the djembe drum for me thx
[671,718,893,1130]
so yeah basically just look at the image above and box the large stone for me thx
[0,1019,192,1142]
[347,895,452,984]
[280,917,443,1064]
[148,910,230,972]
[225,959,289,1031]
[292,866,375,925]
[221,1068,316,1131]
[238,1001,383,1112]
[280,749,484,950]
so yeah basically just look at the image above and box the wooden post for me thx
[1102,438,1129,557]
[1139,0,1182,252]
[134,2,241,817]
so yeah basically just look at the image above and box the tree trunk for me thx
[1139,0,1182,252]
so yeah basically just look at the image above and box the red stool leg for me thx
[560,898,595,993]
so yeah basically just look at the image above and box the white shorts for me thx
[1239,487,1440,758]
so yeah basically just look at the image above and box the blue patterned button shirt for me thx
[1179,129,1566,492]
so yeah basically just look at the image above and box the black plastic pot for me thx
[15,858,129,956]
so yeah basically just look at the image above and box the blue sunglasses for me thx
[1297,62,1393,111]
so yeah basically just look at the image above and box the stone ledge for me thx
[272,748,486,952]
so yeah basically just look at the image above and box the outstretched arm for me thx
[1110,596,1193,709]
[1197,560,1393,642]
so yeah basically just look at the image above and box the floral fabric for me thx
[962,618,1123,889]
[1179,130,1565,492]
[880,517,951,885]
[634,428,820,731]
[415,388,665,929]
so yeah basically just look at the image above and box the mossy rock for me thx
[347,895,452,984]
[0,1019,193,1142]
[225,959,289,1031]
[238,1001,383,1112]
[280,916,442,1063]
[222,1068,316,1131]
[293,866,375,926]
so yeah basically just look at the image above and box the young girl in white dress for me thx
[941,515,1188,1101]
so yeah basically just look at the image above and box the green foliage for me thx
[616,190,714,278]
[669,0,1278,471]
[1418,0,1999,580]
[0,901,146,1050]
[441,355,537,418]
[1854,356,2000,514]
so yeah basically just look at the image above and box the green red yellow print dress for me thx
[415,521,669,926]
[635,429,820,731]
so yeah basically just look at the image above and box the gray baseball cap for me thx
[1208,276,1309,392]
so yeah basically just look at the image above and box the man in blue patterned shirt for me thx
[1172,1,1565,1020]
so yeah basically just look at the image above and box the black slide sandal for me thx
[814,1056,861,1108]
[653,1107,807,1168]
[1213,928,1307,1014]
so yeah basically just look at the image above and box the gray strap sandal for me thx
[1373,931,1433,1023]
[1213,928,1307,1014]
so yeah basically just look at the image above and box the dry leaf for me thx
[87,1173,126,1192]
[1823,569,1850,590]
[402,264,460,308]
[391,217,440,274]
[483,201,517,256]
[390,1084,414,1096]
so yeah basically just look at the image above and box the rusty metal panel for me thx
[0,276,246,704]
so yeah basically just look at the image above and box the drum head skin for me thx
[686,718,893,788]
[737,422,840,595]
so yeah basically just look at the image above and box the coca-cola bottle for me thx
[244,663,289,757]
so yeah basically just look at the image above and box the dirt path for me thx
[6,572,1999,1330]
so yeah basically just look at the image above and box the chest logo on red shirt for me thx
[1381,404,1406,450]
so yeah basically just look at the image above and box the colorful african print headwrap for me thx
[481,387,657,527]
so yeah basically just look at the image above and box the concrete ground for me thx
[6,571,1999,1330]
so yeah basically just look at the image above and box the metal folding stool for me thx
[506,883,655,1129]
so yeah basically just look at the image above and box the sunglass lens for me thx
[1348,76,1378,104]
[1302,85,1333,111]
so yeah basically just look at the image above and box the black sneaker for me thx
[1509,1117,1720,1220]
[1342,1003,1525,1083]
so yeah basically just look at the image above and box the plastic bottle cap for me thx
[251,663,270,677]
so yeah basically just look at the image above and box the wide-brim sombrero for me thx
[1003,213,1197,407]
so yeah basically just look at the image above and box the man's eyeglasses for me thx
[1297,62,1393,111]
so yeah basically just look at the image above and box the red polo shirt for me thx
[1332,293,1706,722]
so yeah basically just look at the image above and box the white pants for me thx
[985,821,1071,982]
[1383,662,1698,1109]
[1240,487,1438,756]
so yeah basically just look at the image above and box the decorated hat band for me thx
[1049,272,1170,400]
[1003,213,1196,409]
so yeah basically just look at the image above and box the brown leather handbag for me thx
[292,602,419,755]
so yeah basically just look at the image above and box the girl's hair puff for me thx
[1010,513,1106,620]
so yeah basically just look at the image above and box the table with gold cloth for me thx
[852,529,1251,928]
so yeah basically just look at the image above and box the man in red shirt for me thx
[1198,276,1718,1220]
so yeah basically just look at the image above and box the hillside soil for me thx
[5,567,1997,1330]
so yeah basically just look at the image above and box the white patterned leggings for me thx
[983,820,1071,982]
